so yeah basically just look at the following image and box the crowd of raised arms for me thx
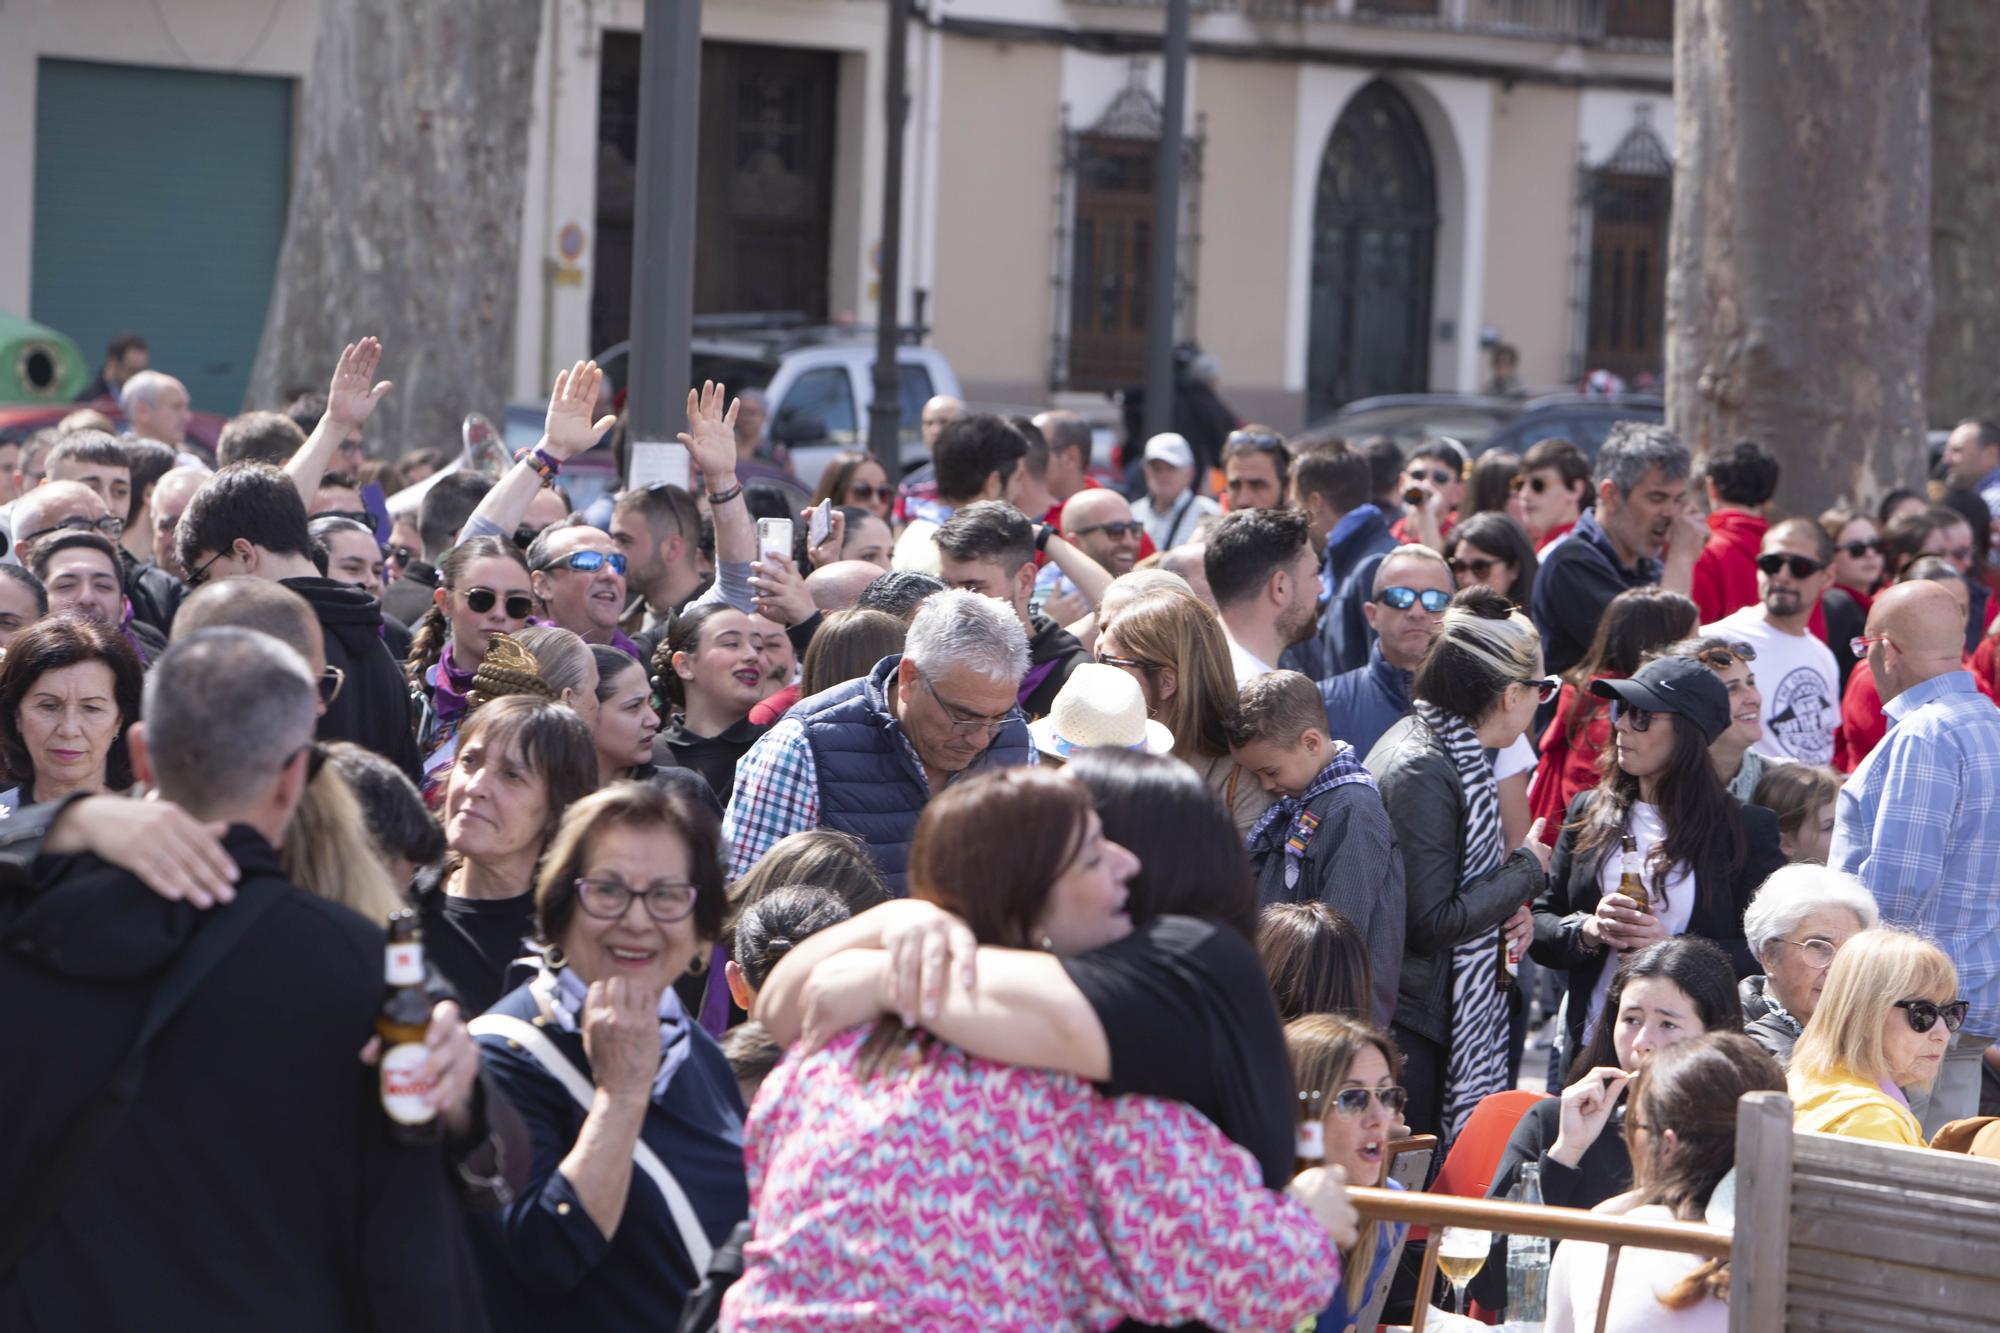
[6,334,2000,1332]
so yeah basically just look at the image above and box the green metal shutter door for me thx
[31,58,292,414]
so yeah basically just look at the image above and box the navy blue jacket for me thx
[1285,506,1400,680]
[796,656,1034,891]
[471,983,750,1333]
[1318,643,1414,758]
[1529,509,1661,676]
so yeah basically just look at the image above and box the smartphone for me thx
[808,498,832,547]
[758,518,794,561]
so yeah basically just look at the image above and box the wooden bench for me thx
[1348,1090,2000,1331]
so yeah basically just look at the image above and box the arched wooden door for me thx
[1306,82,1437,423]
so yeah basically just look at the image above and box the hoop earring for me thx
[543,943,567,970]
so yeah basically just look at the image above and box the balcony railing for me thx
[1072,0,1674,48]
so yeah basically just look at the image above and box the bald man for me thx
[1833,579,2000,1135]
[920,394,964,451]
[11,481,111,566]
[806,559,883,614]
[1059,489,1141,578]
[121,371,191,448]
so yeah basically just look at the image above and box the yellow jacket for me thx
[1788,1066,1924,1147]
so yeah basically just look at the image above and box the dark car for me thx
[1478,392,1665,460]
[1309,393,1523,451]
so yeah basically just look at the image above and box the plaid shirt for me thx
[724,717,824,880]
[1832,670,2000,1034]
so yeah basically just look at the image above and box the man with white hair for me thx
[724,587,1034,888]
[120,371,192,451]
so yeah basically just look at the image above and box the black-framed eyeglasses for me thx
[1376,585,1451,613]
[575,876,699,923]
[20,513,126,547]
[462,586,536,620]
[319,664,345,708]
[1611,699,1657,732]
[1837,539,1883,559]
[1756,552,1826,579]
[1895,998,1970,1034]
[1072,521,1145,540]
[185,548,231,589]
[535,550,627,576]
[918,671,1021,736]
[1771,936,1840,970]
[1098,653,1163,674]
[1517,675,1561,703]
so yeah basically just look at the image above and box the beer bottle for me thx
[1496,913,1518,991]
[1618,833,1649,913]
[378,910,439,1143]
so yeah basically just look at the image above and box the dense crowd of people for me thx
[2,334,1999,1331]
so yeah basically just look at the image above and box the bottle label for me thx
[1296,1120,1325,1161]
[381,1041,438,1125]
[385,942,424,987]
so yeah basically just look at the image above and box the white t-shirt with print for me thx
[1702,606,1839,766]
[1585,802,1695,1034]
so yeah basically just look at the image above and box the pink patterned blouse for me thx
[724,1028,1341,1331]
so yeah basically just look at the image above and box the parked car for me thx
[594,317,963,490]
[1308,393,1522,451]
[1478,392,1665,459]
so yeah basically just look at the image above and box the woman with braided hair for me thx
[408,536,536,793]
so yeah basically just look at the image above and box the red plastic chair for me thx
[1409,1089,1551,1325]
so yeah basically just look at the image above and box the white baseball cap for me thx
[1029,663,1176,759]
[1142,433,1195,470]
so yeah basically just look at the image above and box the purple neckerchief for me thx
[524,615,644,661]
[699,946,733,1035]
[1245,740,1377,852]
[1879,1078,1912,1108]
[1018,658,1060,708]
[432,639,477,726]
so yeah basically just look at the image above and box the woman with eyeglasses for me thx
[1442,511,1538,607]
[412,694,599,1015]
[648,604,770,807]
[809,450,895,521]
[0,613,145,812]
[467,780,749,1332]
[1788,927,1964,1146]
[408,536,538,787]
[1667,634,1769,801]
[1471,937,1744,1318]
[1738,865,1878,1067]
[1532,656,1787,1065]
[1285,1014,1412,1333]
[1529,588,1699,826]
[1366,587,1553,1137]
[1817,507,1885,692]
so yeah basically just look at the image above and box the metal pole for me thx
[867,0,912,484]
[1142,0,1189,441]
[626,0,703,463]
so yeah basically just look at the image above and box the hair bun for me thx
[1451,585,1514,621]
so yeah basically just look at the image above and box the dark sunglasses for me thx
[846,482,892,503]
[536,550,627,576]
[1376,585,1452,613]
[462,586,536,619]
[511,525,541,551]
[1508,474,1557,495]
[1517,675,1561,703]
[1692,640,1758,671]
[1322,1086,1409,1118]
[1837,539,1883,559]
[1611,699,1658,732]
[388,544,418,565]
[1074,520,1145,540]
[1407,467,1457,488]
[1448,555,1505,579]
[1895,998,1969,1034]
[1756,553,1826,579]
[318,665,346,708]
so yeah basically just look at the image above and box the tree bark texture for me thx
[1928,0,2000,429]
[247,0,542,456]
[1666,0,1931,513]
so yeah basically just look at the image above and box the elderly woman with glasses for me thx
[1738,864,1879,1067]
[1788,927,1965,1147]
[469,780,748,1331]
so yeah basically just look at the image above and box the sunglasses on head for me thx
[536,550,627,576]
[1227,429,1287,454]
[1376,585,1451,613]
[1692,640,1757,671]
[462,586,536,619]
[1756,552,1826,579]
[1837,539,1883,559]
[1895,998,1970,1034]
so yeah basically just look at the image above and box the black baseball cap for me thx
[1589,655,1732,746]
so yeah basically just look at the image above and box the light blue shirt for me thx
[1832,670,2000,1034]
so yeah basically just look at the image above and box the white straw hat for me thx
[1029,662,1175,759]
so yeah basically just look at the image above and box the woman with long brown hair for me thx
[808,449,894,521]
[1095,587,1273,834]
[406,535,536,785]
[1545,1032,1784,1332]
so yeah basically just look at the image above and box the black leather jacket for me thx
[1364,713,1547,1046]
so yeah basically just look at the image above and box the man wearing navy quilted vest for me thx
[723,588,1033,891]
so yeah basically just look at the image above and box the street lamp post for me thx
[625,0,703,465]
[866,0,912,484]
[1141,0,1190,441]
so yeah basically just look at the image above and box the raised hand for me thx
[544,360,619,461]
[325,337,394,432]
[678,380,741,486]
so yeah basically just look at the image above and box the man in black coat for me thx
[0,629,481,1331]
[175,463,421,779]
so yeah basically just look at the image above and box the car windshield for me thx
[690,353,778,397]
